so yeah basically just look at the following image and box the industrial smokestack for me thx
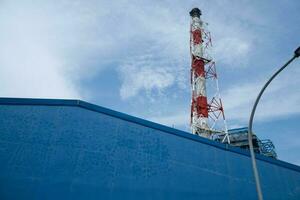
[189,8,228,140]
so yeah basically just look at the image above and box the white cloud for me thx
[119,55,175,100]
[0,1,258,101]
[113,4,190,100]
[214,37,251,67]
[0,1,119,99]
[222,64,300,123]
[0,2,79,98]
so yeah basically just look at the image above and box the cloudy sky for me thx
[0,0,300,165]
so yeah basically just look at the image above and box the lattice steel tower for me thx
[189,8,229,141]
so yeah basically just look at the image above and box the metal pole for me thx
[248,46,300,200]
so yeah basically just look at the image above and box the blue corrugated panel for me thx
[0,98,299,200]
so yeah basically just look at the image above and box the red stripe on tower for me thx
[192,30,202,44]
[192,57,205,77]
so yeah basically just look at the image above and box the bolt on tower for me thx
[189,8,229,142]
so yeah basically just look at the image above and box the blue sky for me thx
[0,0,300,165]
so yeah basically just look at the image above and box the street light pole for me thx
[248,46,300,200]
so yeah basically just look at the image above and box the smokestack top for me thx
[189,8,202,17]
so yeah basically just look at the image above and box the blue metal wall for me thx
[0,98,299,200]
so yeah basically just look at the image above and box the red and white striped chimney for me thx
[190,8,210,137]
[189,8,229,141]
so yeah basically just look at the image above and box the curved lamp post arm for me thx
[248,46,300,200]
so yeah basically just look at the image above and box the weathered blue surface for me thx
[0,98,299,200]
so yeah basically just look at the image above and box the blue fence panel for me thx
[0,98,299,199]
